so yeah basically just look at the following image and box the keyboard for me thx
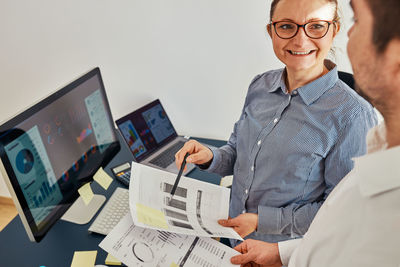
[88,187,129,235]
[149,141,185,168]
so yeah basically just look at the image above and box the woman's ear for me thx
[267,24,272,38]
[333,21,340,38]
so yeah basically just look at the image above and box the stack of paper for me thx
[99,162,242,267]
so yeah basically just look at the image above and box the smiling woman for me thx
[175,0,377,247]
[267,0,340,91]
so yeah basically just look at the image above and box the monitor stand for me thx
[61,194,106,224]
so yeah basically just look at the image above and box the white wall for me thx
[0,0,354,197]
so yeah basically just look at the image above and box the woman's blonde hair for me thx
[269,0,340,24]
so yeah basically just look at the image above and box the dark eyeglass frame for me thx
[270,20,336,39]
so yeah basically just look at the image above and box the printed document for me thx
[99,213,240,267]
[129,162,243,240]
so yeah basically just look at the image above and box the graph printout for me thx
[99,213,240,267]
[129,162,243,240]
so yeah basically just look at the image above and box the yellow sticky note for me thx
[70,250,97,267]
[170,263,179,267]
[105,253,122,265]
[136,203,168,229]
[93,167,113,190]
[78,183,94,206]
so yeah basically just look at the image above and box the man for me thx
[229,0,400,266]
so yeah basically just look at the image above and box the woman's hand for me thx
[175,140,213,170]
[218,213,258,238]
[231,239,282,267]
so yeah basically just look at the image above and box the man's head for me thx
[347,0,400,110]
[364,0,400,53]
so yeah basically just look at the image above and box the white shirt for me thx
[279,123,400,266]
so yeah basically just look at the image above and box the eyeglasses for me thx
[270,20,335,39]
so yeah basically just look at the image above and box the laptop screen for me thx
[116,99,178,162]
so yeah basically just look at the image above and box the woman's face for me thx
[268,0,338,74]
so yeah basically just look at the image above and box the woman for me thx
[175,0,377,246]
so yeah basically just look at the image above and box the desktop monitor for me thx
[0,68,120,242]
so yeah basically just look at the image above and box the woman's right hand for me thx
[175,140,213,170]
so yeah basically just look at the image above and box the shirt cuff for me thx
[257,205,281,234]
[278,238,302,266]
[199,146,221,172]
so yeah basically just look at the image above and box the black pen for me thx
[169,152,190,200]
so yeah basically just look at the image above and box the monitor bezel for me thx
[0,67,120,242]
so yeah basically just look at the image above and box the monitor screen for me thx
[116,99,177,162]
[0,68,120,242]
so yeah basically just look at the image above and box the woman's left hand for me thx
[218,213,258,238]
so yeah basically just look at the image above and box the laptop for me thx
[115,99,195,175]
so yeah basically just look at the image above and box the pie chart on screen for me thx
[158,110,166,119]
[16,149,34,174]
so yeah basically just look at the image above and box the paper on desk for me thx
[78,182,94,206]
[105,253,122,265]
[129,162,243,240]
[70,250,97,267]
[94,167,113,190]
[99,213,240,267]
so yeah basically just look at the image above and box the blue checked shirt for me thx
[206,60,377,244]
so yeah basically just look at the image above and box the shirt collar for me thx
[354,145,400,197]
[267,72,284,93]
[355,123,400,197]
[366,122,388,153]
[267,60,339,106]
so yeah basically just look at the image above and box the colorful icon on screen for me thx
[62,171,69,182]
[90,144,96,154]
[76,123,93,143]
[82,152,88,163]
[72,161,79,172]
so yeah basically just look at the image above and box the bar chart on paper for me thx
[99,214,240,267]
[130,163,243,240]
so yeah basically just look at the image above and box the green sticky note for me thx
[70,250,97,267]
[136,203,168,229]
[93,167,113,190]
[78,183,94,206]
[170,263,179,267]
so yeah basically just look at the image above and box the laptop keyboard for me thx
[149,141,185,168]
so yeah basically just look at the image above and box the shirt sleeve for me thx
[257,105,377,236]
[200,122,238,177]
[278,238,303,266]
[199,75,261,176]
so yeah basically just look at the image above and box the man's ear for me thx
[384,39,400,82]
[267,24,272,38]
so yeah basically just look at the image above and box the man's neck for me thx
[375,89,400,148]
[382,113,400,148]
[385,123,400,148]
